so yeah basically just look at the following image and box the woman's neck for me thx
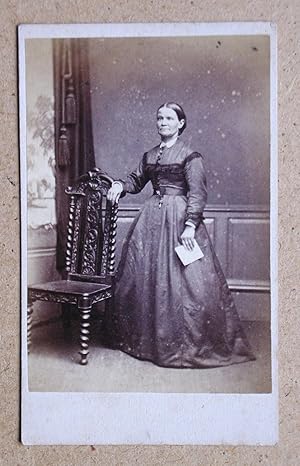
[160,134,179,146]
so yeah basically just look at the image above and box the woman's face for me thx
[156,107,185,139]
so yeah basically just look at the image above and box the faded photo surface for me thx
[25,33,271,393]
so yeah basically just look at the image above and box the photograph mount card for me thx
[19,22,278,445]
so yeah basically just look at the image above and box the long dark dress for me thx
[108,139,255,368]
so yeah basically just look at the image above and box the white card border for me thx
[19,22,278,445]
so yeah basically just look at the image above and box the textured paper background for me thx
[0,1,299,464]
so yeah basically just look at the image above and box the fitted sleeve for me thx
[118,152,149,196]
[184,152,207,228]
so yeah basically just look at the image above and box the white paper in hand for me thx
[175,240,204,266]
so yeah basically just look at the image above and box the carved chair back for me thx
[65,168,118,283]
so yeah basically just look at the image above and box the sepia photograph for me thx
[20,22,277,444]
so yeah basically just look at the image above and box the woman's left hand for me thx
[181,226,195,251]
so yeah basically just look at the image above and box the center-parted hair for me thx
[157,102,187,135]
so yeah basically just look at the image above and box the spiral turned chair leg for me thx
[27,301,34,354]
[78,297,92,365]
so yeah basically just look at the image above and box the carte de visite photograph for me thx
[20,22,278,445]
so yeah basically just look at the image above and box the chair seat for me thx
[29,280,111,298]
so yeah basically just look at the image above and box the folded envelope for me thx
[175,240,204,266]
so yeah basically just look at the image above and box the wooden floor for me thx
[28,319,272,393]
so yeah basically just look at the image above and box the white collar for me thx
[160,136,178,149]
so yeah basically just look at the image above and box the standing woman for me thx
[107,102,255,368]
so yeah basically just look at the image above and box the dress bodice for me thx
[120,139,208,228]
[144,140,200,193]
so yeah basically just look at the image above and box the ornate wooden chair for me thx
[27,168,118,365]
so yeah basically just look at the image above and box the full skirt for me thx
[107,195,255,368]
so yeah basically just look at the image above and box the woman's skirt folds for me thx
[108,195,255,368]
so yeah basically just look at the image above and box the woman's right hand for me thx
[107,181,123,205]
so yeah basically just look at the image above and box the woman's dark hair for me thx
[157,102,187,135]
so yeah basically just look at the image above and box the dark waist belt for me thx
[153,186,187,196]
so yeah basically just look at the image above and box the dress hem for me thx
[114,345,256,370]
